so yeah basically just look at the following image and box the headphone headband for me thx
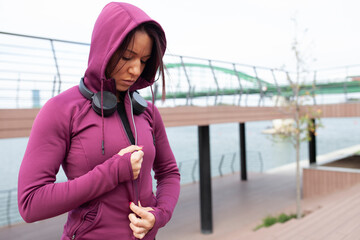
[79,77,94,100]
[78,78,147,117]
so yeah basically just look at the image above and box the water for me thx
[1,117,359,190]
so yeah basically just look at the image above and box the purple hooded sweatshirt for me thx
[18,2,180,239]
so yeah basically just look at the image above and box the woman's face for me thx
[109,31,153,92]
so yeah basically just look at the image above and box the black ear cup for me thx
[92,91,117,117]
[132,91,148,115]
[79,78,147,117]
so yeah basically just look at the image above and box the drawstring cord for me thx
[128,91,138,145]
[101,79,105,155]
[150,86,156,146]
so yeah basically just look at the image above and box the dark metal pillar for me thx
[240,123,247,181]
[198,125,213,234]
[309,118,317,165]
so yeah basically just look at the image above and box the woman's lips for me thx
[122,80,135,86]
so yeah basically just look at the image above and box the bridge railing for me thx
[0,150,263,228]
[1,31,359,109]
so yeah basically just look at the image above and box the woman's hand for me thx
[129,202,155,239]
[118,145,143,179]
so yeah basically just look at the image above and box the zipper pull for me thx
[72,234,76,240]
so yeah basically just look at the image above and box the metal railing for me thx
[1,150,263,227]
[176,150,263,184]
[1,31,359,109]
[0,188,22,227]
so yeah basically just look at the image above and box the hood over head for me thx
[84,2,166,94]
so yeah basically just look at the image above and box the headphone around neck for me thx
[79,78,147,117]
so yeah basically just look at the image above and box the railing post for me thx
[233,63,243,106]
[180,56,192,105]
[218,154,225,177]
[198,125,213,234]
[52,75,57,98]
[257,151,264,173]
[178,162,182,173]
[253,66,264,106]
[6,189,12,227]
[309,118,317,165]
[50,39,61,95]
[240,123,247,181]
[191,161,198,183]
[231,152,236,173]
[208,60,220,105]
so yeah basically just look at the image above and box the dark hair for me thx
[106,22,166,100]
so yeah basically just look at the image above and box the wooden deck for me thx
[1,103,360,138]
[156,170,297,240]
[2,167,360,240]
[0,170,297,239]
[0,169,299,240]
[242,181,360,240]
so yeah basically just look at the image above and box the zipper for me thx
[123,92,140,240]
[119,114,132,144]
[71,209,92,240]
[116,93,140,207]
[72,219,83,240]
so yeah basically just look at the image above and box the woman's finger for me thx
[133,231,146,239]
[129,222,146,234]
[130,202,155,229]
[118,145,143,156]
[131,150,143,179]
[131,150,144,161]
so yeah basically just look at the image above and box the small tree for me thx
[274,17,322,219]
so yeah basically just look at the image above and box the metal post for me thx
[218,154,225,177]
[309,118,316,165]
[180,56,192,105]
[231,152,236,173]
[50,40,61,94]
[209,60,220,105]
[191,161,198,183]
[240,123,247,181]
[198,125,213,234]
[253,66,263,106]
[6,189,12,226]
[233,63,243,106]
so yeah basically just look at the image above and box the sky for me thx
[0,0,359,71]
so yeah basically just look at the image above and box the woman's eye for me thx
[122,56,131,61]
[141,60,147,64]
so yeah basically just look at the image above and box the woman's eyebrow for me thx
[125,49,151,57]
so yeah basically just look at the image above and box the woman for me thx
[18,2,180,240]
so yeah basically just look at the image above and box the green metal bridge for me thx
[163,62,360,99]
[0,31,359,108]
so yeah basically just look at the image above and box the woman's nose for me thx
[129,60,141,77]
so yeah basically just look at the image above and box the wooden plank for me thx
[0,129,32,138]
[1,103,359,138]
[0,108,40,119]
[303,167,360,199]
[0,119,35,130]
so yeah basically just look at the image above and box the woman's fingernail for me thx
[129,202,132,206]
[139,145,143,148]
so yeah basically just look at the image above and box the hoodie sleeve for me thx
[18,98,133,223]
[149,105,180,232]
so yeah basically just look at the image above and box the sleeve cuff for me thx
[143,208,163,239]
[114,152,133,183]
[149,207,166,229]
